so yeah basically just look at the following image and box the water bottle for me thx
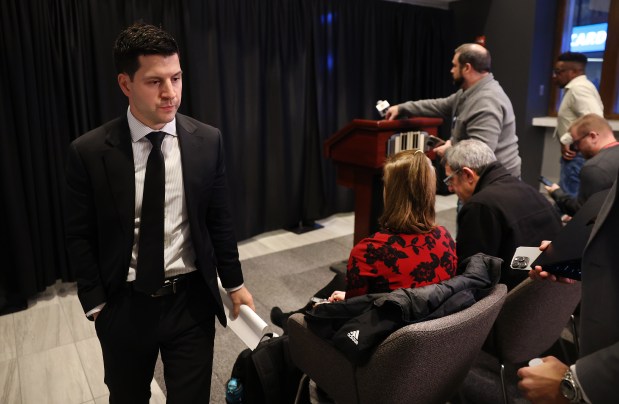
[225,377,244,403]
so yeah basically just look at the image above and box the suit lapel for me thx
[102,117,135,236]
[98,114,207,244]
[177,114,204,207]
[585,176,618,249]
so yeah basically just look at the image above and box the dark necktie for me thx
[135,131,166,294]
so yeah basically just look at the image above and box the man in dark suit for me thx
[517,170,619,403]
[64,23,254,403]
[544,113,619,217]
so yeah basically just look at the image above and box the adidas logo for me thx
[347,329,359,345]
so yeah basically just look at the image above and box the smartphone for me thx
[538,175,553,187]
[510,246,543,270]
[310,297,329,305]
[532,259,582,281]
[375,100,390,117]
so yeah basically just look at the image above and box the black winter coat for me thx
[304,253,502,364]
[457,162,561,290]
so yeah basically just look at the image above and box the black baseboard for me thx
[285,221,324,235]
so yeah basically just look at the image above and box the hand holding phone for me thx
[538,176,553,187]
[510,246,544,270]
[310,297,329,305]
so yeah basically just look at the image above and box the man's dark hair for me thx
[558,52,587,70]
[456,43,491,73]
[114,23,179,79]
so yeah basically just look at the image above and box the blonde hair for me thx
[569,113,613,138]
[379,149,436,234]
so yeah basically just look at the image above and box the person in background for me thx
[443,139,561,290]
[518,168,619,403]
[271,150,457,330]
[544,113,619,217]
[385,43,521,178]
[552,51,604,198]
[64,23,254,403]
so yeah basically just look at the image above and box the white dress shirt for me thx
[554,75,604,139]
[85,109,242,318]
[127,108,197,282]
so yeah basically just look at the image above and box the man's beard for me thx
[453,67,464,88]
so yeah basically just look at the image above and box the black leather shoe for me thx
[270,306,286,328]
[271,306,297,334]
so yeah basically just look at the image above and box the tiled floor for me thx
[0,195,458,404]
[0,281,167,404]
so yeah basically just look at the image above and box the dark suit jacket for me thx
[65,113,243,326]
[576,169,619,402]
[551,144,619,216]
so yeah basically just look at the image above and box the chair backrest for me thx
[289,284,508,404]
[486,278,581,364]
[355,284,507,404]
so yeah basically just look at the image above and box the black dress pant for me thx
[94,273,216,404]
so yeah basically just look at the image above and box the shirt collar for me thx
[126,107,177,143]
[461,73,493,99]
[565,74,587,90]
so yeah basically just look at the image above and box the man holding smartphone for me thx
[443,139,561,290]
[544,114,619,217]
[518,168,619,403]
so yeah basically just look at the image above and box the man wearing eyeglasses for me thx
[552,52,603,199]
[544,113,619,217]
[443,140,561,290]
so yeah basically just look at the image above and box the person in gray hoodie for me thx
[386,43,521,178]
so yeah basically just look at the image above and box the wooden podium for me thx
[325,118,443,244]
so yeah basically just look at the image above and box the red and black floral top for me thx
[345,226,457,299]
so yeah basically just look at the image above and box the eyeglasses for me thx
[443,169,461,186]
[552,68,567,75]
[570,134,588,150]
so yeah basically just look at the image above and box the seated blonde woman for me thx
[272,149,457,330]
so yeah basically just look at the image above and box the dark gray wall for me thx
[451,0,558,185]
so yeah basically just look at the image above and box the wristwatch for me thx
[560,369,583,403]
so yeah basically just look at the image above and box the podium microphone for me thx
[376,100,390,118]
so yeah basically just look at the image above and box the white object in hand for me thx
[376,100,390,117]
[218,278,270,350]
[560,132,574,145]
[528,358,543,367]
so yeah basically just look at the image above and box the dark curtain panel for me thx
[0,0,454,308]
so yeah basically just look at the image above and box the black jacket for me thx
[304,253,502,364]
[65,114,243,325]
[551,144,619,216]
[457,162,561,290]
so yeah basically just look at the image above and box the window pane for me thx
[563,0,610,91]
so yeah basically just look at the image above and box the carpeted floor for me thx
[154,207,459,402]
[155,234,354,403]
